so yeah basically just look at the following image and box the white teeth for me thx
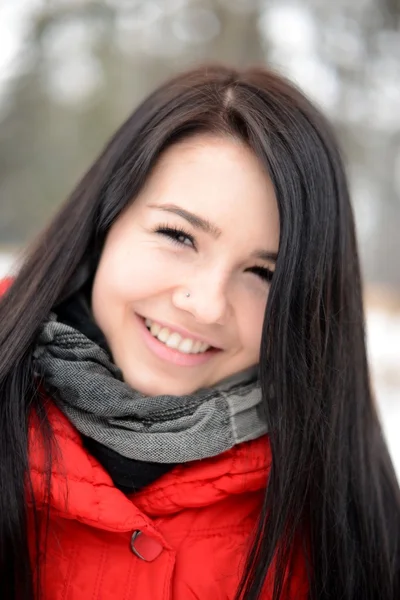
[192,340,202,354]
[179,338,194,354]
[165,332,182,349]
[144,319,211,354]
[157,327,170,343]
[150,322,161,336]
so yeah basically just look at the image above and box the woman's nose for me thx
[172,278,229,325]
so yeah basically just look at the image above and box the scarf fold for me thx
[33,314,267,467]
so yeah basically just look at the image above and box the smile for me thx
[136,314,220,367]
[145,318,211,354]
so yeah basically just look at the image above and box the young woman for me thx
[0,64,399,600]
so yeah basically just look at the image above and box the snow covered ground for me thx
[0,252,399,479]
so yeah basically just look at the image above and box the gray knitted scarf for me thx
[33,314,267,464]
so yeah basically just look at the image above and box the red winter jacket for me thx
[0,279,309,599]
[27,404,308,599]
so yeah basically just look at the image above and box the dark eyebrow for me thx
[252,249,278,263]
[149,202,278,263]
[149,203,222,238]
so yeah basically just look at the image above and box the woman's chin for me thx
[121,370,205,397]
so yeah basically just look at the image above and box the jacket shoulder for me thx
[0,277,13,296]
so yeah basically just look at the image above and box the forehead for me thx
[137,135,280,247]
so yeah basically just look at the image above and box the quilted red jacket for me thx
[1,279,309,599]
[27,404,308,599]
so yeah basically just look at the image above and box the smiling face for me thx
[91,135,280,396]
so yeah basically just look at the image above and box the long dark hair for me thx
[0,64,399,599]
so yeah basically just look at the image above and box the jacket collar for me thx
[29,401,270,532]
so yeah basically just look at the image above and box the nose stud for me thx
[185,291,191,298]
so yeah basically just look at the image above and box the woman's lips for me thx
[136,313,220,367]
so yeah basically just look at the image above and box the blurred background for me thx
[0,0,399,475]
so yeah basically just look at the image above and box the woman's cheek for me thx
[240,292,267,350]
[113,250,188,297]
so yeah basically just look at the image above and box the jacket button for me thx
[130,530,163,562]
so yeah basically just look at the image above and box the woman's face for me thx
[92,135,279,396]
